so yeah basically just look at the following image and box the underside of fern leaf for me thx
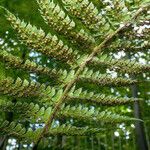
[0,0,149,149]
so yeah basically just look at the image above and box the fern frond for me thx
[0,99,140,125]
[0,50,59,78]
[0,77,44,98]
[0,120,27,138]
[62,0,102,31]
[0,51,86,84]
[5,11,79,65]
[48,123,102,136]
[91,55,150,74]
[0,77,66,105]
[0,101,51,122]
[0,120,101,142]
[59,105,140,123]
[37,0,95,46]
[79,68,137,86]
[68,87,140,105]
[0,1,149,148]
[108,34,150,52]
[32,4,149,145]
[0,120,43,142]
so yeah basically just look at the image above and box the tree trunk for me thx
[131,84,148,150]
[0,136,7,150]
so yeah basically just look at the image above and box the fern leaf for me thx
[68,87,141,105]
[62,0,102,31]
[0,77,67,106]
[0,77,44,98]
[0,120,42,142]
[0,120,102,142]
[91,55,150,74]
[79,68,137,86]
[48,123,102,136]
[0,50,59,78]
[5,11,79,65]
[0,50,83,84]
[0,120,26,138]
[37,0,95,45]
[59,105,141,123]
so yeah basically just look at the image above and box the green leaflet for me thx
[37,0,95,46]
[0,77,75,107]
[0,50,85,85]
[48,123,103,136]
[0,50,59,77]
[68,86,141,105]
[0,77,42,98]
[0,120,42,142]
[59,104,142,123]
[92,55,150,74]
[62,0,102,31]
[79,67,137,86]
[0,120,102,142]
[5,10,80,65]
[0,121,27,138]
[0,102,52,122]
